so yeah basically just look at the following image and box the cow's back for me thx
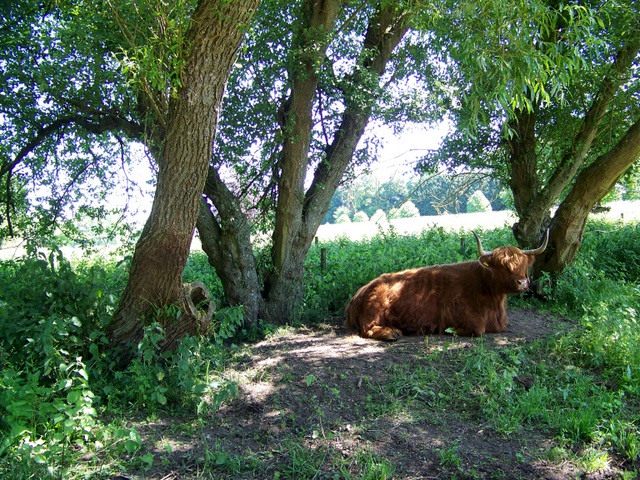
[345,261,496,337]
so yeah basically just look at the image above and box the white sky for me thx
[365,120,451,180]
[116,121,451,229]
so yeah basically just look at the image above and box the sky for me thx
[114,121,451,229]
[365,121,451,180]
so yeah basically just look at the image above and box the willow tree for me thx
[0,0,260,358]
[105,0,260,353]
[0,1,145,243]
[419,0,640,276]
[195,0,423,324]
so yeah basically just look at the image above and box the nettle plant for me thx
[0,250,116,473]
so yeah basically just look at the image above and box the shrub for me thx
[335,213,352,223]
[332,206,351,223]
[0,248,243,477]
[389,201,420,219]
[466,190,492,213]
[353,211,369,222]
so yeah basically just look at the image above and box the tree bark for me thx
[197,167,263,323]
[507,109,552,247]
[197,1,411,325]
[107,0,259,359]
[264,0,342,323]
[536,118,640,276]
[261,1,411,323]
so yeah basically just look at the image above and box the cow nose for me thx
[518,278,529,289]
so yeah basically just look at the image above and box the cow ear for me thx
[527,254,536,266]
[478,254,493,268]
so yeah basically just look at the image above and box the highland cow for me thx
[345,231,548,340]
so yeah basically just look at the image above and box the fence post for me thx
[320,247,326,272]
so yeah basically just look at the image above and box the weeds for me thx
[0,249,245,477]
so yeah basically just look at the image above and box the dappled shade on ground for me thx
[126,308,628,479]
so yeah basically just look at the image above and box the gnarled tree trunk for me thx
[107,0,259,359]
[536,119,640,276]
[508,36,640,263]
[197,167,263,323]
[197,1,411,325]
[261,2,411,323]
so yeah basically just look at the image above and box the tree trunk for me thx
[107,0,259,359]
[263,0,342,322]
[508,108,552,247]
[197,1,411,325]
[197,167,263,323]
[261,2,411,323]
[536,118,640,276]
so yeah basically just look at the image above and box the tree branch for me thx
[542,36,640,203]
[0,110,145,236]
[302,3,411,234]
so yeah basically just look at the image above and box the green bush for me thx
[353,211,369,222]
[0,248,244,478]
[466,190,492,213]
[389,201,420,219]
[580,221,640,282]
[0,250,120,477]
[332,206,351,223]
[335,213,351,223]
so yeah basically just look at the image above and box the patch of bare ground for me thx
[129,309,629,480]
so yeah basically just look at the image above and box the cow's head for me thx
[473,231,549,293]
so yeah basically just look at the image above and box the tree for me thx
[420,0,640,276]
[0,0,260,359]
[196,0,416,324]
[106,0,260,354]
[0,1,145,243]
[371,208,387,224]
[408,172,505,215]
[466,190,492,213]
[353,211,369,222]
[333,206,351,223]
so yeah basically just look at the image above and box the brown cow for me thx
[345,231,549,340]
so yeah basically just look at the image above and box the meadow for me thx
[1,219,639,478]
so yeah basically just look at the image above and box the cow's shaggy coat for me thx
[345,233,548,341]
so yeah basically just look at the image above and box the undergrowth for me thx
[304,221,640,474]
[0,220,639,477]
[0,250,245,478]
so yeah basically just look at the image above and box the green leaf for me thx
[306,374,316,387]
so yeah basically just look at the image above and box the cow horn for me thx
[473,231,491,257]
[522,229,549,255]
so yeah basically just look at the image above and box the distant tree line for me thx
[324,172,509,224]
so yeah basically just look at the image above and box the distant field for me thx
[1,200,638,259]
[315,200,640,242]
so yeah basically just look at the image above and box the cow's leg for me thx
[364,325,403,341]
[450,325,485,337]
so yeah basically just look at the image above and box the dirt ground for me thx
[130,309,630,480]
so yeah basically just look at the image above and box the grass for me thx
[1,220,640,478]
